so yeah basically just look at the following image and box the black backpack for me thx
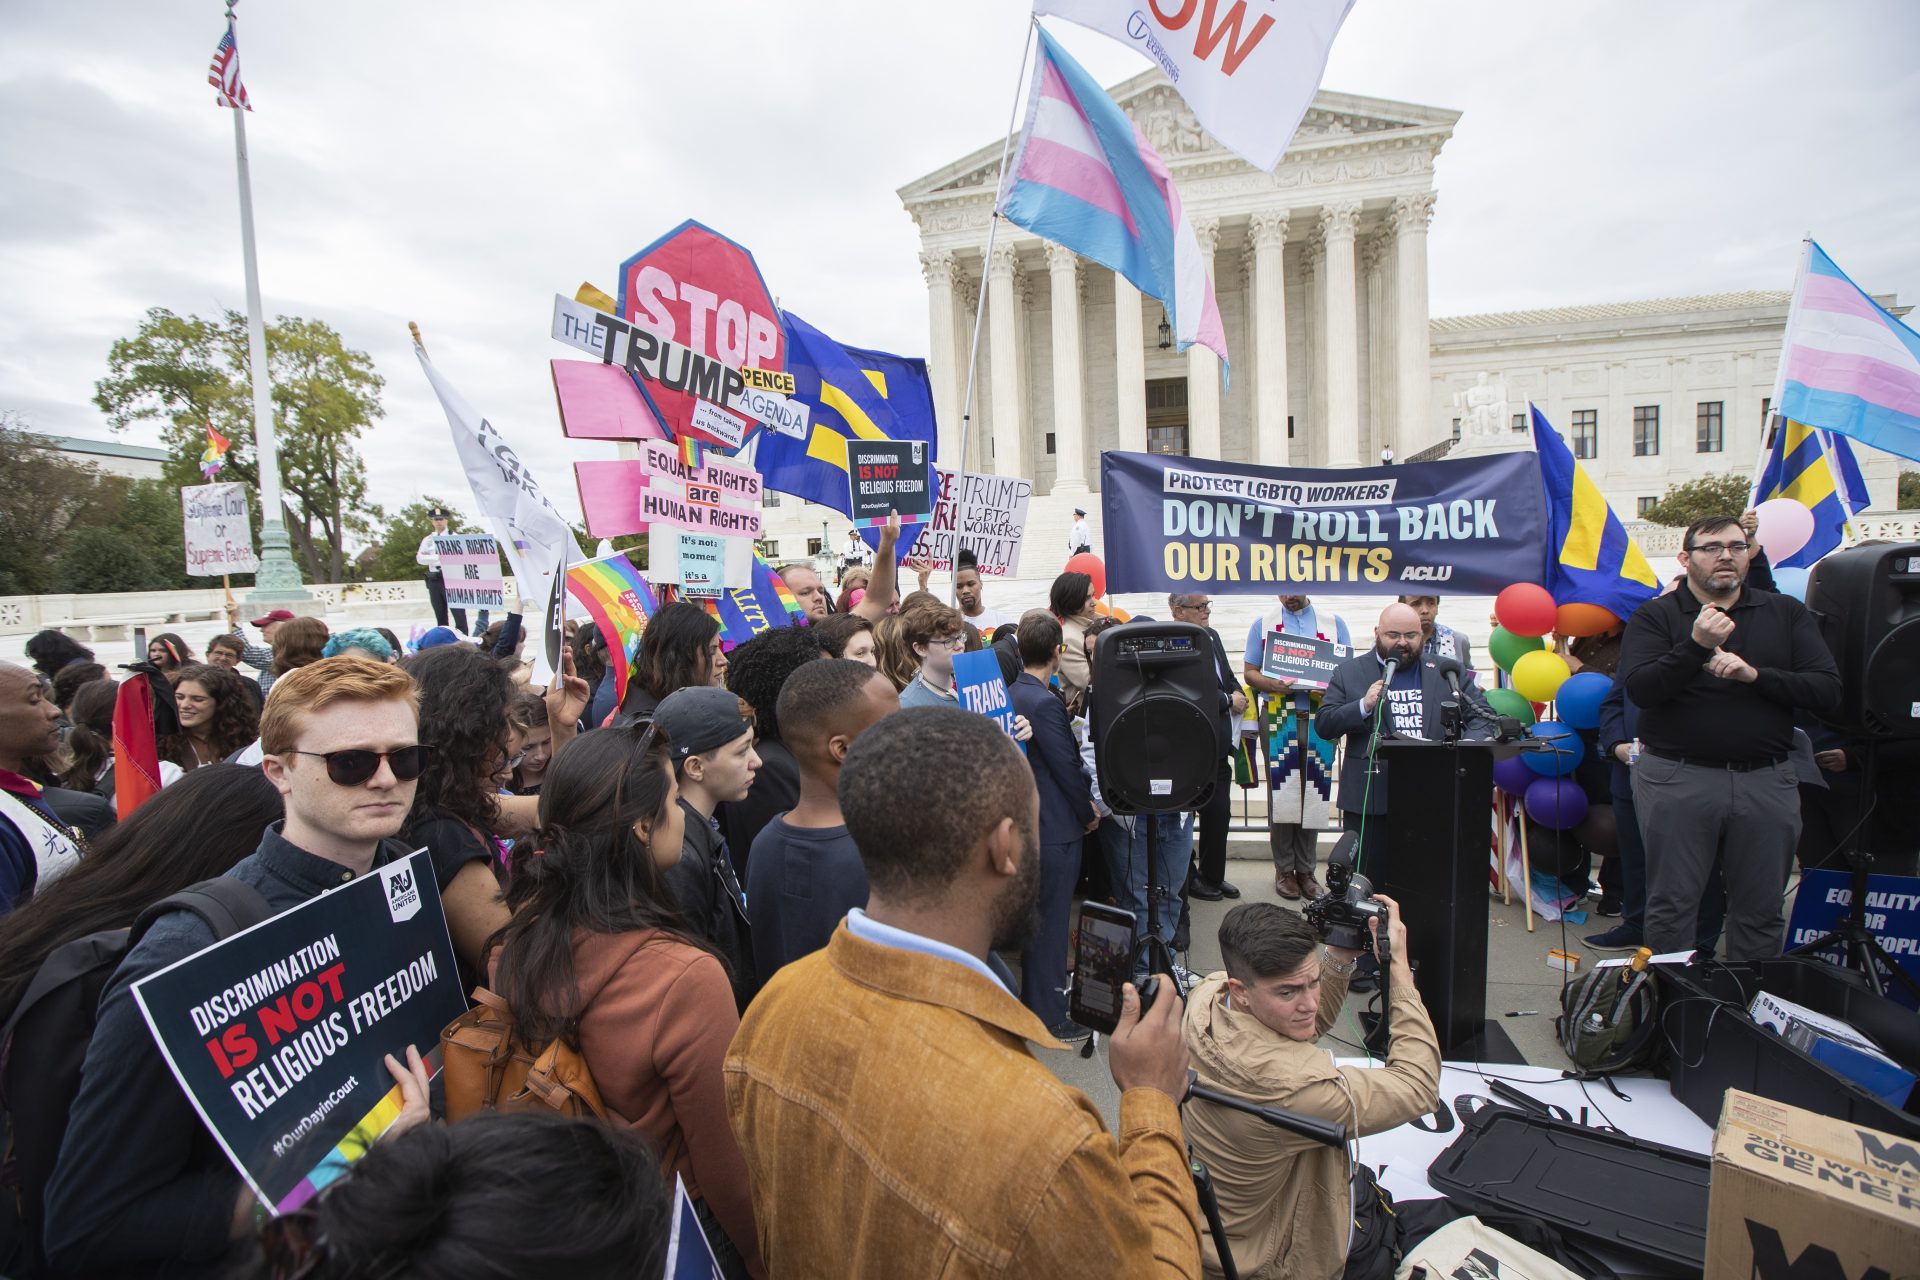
[0,879,272,1278]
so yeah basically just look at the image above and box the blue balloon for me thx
[1524,776,1590,829]
[1555,671,1612,731]
[1772,565,1811,601]
[1521,720,1583,777]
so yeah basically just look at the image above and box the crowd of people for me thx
[0,505,1907,1279]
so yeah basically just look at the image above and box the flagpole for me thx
[1749,237,1813,506]
[228,1,307,604]
[947,17,1039,606]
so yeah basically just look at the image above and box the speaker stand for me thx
[1789,745,1920,1002]
[1142,814,1178,983]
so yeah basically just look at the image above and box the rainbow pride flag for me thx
[200,421,230,479]
[565,551,660,705]
[678,435,706,471]
[691,553,804,646]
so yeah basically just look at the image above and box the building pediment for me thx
[900,72,1457,203]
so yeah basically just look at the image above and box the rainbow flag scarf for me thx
[565,552,659,705]
[691,553,804,646]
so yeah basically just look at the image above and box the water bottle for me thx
[1628,737,1642,766]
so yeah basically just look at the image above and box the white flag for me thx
[414,346,585,674]
[1033,0,1356,172]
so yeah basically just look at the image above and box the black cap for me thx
[1073,507,1086,516]
[653,687,751,762]
[429,506,449,519]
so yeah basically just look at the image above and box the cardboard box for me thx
[1706,1090,1920,1279]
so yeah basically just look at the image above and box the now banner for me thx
[1099,449,1548,596]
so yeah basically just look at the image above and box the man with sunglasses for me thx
[46,658,437,1277]
[1619,513,1839,961]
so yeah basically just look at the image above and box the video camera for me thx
[1303,832,1387,956]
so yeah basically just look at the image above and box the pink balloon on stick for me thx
[1752,498,1815,561]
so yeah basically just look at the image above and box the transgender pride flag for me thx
[1777,240,1920,465]
[1000,27,1228,368]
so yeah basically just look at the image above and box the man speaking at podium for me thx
[1318,603,1495,875]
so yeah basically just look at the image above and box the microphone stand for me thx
[1181,1070,1345,1280]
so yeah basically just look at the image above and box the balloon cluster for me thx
[1486,583,1622,831]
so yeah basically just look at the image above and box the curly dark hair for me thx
[25,630,93,681]
[722,626,826,743]
[402,644,515,836]
[60,678,117,792]
[271,617,331,677]
[627,603,718,707]
[159,663,261,767]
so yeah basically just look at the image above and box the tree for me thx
[0,419,112,595]
[94,308,386,583]
[1900,471,1920,510]
[361,497,480,584]
[1640,471,1754,527]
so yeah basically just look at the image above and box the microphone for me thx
[1434,656,1464,701]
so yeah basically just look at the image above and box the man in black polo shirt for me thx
[1619,514,1840,961]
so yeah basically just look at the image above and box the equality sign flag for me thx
[1099,449,1548,596]
[131,850,464,1215]
[1033,0,1356,173]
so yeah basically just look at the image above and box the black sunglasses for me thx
[289,745,429,787]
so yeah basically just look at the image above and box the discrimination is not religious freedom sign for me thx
[1099,450,1548,595]
[132,851,464,1215]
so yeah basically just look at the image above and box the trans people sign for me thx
[1100,449,1549,595]
[616,220,787,451]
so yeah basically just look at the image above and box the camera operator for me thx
[1181,899,1439,1280]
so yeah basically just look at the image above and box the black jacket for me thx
[1009,673,1095,845]
[662,799,755,1008]
[1318,651,1495,815]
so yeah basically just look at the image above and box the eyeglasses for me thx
[289,745,429,787]
[1176,602,1212,613]
[933,635,966,650]
[1687,541,1752,558]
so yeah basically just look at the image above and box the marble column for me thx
[1360,233,1385,463]
[1391,192,1436,454]
[1248,209,1290,467]
[919,250,961,467]
[1045,243,1088,493]
[1304,232,1326,465]
[986,244,1023,477]
[1186,218,1223,458]
[1113,272,1147,454]
[1319,201,1362,468]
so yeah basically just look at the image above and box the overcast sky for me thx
[4,0,1916,529]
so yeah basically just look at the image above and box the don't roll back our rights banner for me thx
[1100,450,1548,596]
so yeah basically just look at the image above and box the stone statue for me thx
[1460,372,1508,439]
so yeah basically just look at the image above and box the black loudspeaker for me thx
[1804,542,1920,740]
[1089,621,1223,814]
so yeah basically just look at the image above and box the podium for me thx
[1371,738,1522,1062]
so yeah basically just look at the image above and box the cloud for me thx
[3,0,1916,540]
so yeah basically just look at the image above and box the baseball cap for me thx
[653,687,751,762]
[415,626,463,651]
[250,608,296,627]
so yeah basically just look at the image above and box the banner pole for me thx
[1749,237,1812,506]
[948,17,1038,605]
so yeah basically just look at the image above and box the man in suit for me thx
[1008,611,1097,1040]
[1319,603,1496,880]
[1170,592,1244,902]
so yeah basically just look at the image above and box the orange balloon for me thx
[1555,602,1621,638]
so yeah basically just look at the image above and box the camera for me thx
[1302,831,1386,954]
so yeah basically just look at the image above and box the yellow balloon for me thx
[1511,650,1571,703]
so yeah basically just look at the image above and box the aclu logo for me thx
[1399,565,1453,583]
[379,861,421,924]
[911,441,925,466]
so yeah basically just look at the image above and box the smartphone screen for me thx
[1070,901,1138,1034]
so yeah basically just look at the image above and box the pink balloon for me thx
[1753,498,1815,561]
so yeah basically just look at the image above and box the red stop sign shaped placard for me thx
[616,220,786,451]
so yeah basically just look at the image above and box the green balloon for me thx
[1483,686,1538,725]
[1487,626,1545,674]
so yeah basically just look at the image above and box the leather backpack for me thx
[440,987,613,1122]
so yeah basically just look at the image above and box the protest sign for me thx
[181,483,259,576]
[919,469,1033,577]
[951,649,1021,750]
[1100,449,1548,595]
[846,439,932,523]
[1260,632,1351,691]
[640,486,763,539]
[432,534,506,608]
[1787,870,1920,1009]
[131,850,464,1214]
[658,530,730,596]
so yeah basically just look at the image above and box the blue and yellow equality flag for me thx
[1530,404,1659,622]
[756,311,938,547]
[1751,417,1869,570]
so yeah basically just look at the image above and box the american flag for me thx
[208,19,251,110]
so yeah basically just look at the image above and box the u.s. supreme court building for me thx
[759,74,1903,563]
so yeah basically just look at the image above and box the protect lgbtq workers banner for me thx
[131,850,464,1213]
[1099,449,1547,595]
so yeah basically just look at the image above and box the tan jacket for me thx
[1180,964,1440,1280]
[725,924,1202,1278]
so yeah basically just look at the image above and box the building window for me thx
[1287,414,1294,440]
[806,537,823,556]
[1637,497,1658,517]
[1633,405,1660,456]
[763,491,781,508]
[1145,377,1188,455]
[1696,401,1724,453]
[1147,425,1189,455]
[1760,396,1774,447]
[1044,432,1056,455]
[1571,409,1598,460]
[1512,413,1528,433]
[1451,418,1462,443]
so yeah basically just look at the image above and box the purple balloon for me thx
[1525,776,1590,830]
[1492,755,1535,796]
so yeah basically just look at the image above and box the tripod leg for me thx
[1189,1156,1240,1280]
